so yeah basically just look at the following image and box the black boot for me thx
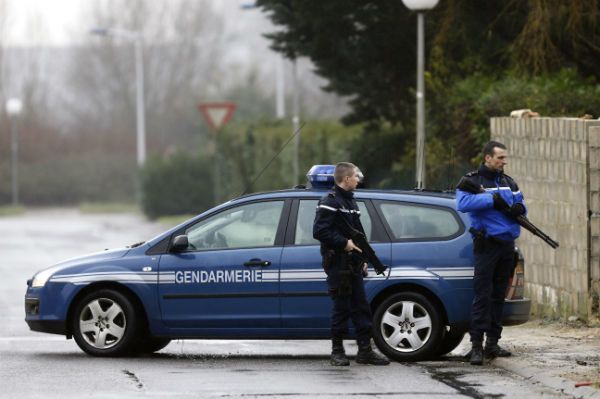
[330,338,349,366]
[470,341,483,366]
[356,345,390,366]
[484,338,512,358]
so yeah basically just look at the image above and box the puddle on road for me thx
[122,369,144,390]
[417,357,504,399]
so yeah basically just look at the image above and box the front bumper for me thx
[502,297,531,326]
[25,295,67,335]
[26,319,67,335]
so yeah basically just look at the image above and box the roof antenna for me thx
[446,146,455,192]
[239,122,306,197]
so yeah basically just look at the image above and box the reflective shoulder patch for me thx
[318,204,338,212]
[338,208,360,214]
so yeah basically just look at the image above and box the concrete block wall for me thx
[589,126,600,320]
[491,117,600,320]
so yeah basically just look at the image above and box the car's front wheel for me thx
[372,292,444,361]
[136,337,171,354]
[72,289,140,357]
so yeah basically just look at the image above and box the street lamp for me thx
[401,0,439,190]
[291,58,301,187]
[240,3,301,186]
[241,3,286,119]
[90,27,146,167]
[6,98,23,206]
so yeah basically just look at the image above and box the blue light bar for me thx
[306,165,335,189]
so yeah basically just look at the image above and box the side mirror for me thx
[171,235,189,252]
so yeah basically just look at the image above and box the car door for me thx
[279,198,391,332]
[158,199,290,331]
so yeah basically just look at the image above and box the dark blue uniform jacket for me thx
[313,184,365,253]
[456,164,526,241]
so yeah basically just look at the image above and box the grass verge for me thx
[79,202,140,214]
[0,205,26,216]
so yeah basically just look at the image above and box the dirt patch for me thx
[502,320,600,387]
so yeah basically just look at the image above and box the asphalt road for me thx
[0,209,567,398]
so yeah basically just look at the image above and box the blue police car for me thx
[25,165,530,361]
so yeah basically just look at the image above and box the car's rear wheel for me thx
[72,289,140,357]
[437,328,467,356]
[372,292,444,361]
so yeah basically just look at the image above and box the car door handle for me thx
[244,259,271,267]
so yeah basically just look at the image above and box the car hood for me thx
[34,248,131,277]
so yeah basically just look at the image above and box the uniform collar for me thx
[478,163,503,180]
[334,184,354,199]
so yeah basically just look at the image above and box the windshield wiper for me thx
[129,241,145,248]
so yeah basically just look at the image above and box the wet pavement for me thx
[1,208,596,398]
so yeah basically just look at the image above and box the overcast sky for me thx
[3,1,347,119]
[5,0,273,49]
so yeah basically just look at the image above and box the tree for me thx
[256,0,600,187]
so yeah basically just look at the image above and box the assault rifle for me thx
[456,177,559,249]
[337,217,388,275]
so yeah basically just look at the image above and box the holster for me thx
[469,227,485,253]
[349,252,368,276]
[337,251,353,297]
[322,249,335,270]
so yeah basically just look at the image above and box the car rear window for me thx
[378,202,460,240]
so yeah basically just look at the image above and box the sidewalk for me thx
[455,320,600,398]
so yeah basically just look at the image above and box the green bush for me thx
[140,152,214,219]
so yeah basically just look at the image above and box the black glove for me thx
[456,177,483,194]
[509,202,526,217]
[374,264,387,276]
[492,193,507,211]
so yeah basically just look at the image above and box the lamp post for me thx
[6,98,23,206]
[240,3,301,186]
[401,0,438,190]
[291,58,300,187]
[241,3,286,120]
[90,27,146,167]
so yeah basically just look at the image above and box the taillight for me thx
[506,255,525,300]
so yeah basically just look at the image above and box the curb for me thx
[492,356,600,398]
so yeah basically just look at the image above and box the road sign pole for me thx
[214,132,221,205]
[198,102,236,204]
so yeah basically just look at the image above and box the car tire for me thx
[372,292,444,361]
[437,328,467,356]
[72,289,140,357]
[136,337,171,354]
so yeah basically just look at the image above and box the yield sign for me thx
[198,102,236,132]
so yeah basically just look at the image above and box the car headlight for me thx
[32,270,53,288]
[31,265,64,288]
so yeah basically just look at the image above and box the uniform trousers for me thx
[470,238,514,343]
[325,260,372,348]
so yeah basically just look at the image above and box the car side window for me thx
[379,202,460,240]
[184,201,284,251]
[294,199,373,245]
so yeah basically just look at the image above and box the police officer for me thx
[313,162,389,366]
[456,141,526,365]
